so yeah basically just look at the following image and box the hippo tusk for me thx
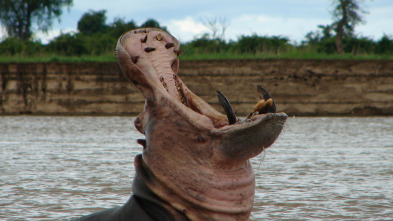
[216,90,237,124]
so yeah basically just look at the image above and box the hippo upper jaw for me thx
[116,28,287,220]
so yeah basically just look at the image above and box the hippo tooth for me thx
[156,34,163,41]
[216,90,237,124]
[162,82,169,92]
[165,43,175,49]
[141,35,147,43]
[174,76,188,107]
[258,98,273,114]
[144,47,156,53]
[257,85,276,113]
[247,99,267,118]
[131,56,139,64]
[253,99,266,112]
[174,49,184,56]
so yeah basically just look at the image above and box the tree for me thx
[318,25,334,40]
[140,18,167,32]
[108,18,137,38]
[201,16,229,41]
[375,34,393,55]
[0,0,72,40]
[77,10,107,36]
[236,34,289,54]
[304,25,334,46]
[331,0,366,53]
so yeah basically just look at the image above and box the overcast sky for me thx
[1,0,392,44]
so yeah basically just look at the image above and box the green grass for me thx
[0,54,117,63]
[180,52,393,60]
[1,52,392,63]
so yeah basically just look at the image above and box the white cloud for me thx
[168,17,208,42]
[34,28,76,44]
[356,6,393,40]
[228,14,330,43]
[172,17,207,34]
[1,0,392,44]
[0,26,7,40]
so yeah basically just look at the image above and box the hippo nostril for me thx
[165,43,175,49]
[144,47,156,53]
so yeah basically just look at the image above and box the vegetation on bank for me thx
[1,27,393,62]
[1,51,392,63]
[1,1,393,62]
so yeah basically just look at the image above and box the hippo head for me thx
[116,28,287,220]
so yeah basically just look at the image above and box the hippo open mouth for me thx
[115,28,287,220]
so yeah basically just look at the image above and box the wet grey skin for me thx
[75,28,287,221]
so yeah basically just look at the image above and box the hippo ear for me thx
[216,114,286,162]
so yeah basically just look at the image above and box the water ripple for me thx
[1,116,392,220]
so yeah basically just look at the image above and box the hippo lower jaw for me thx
[116,28,287,220]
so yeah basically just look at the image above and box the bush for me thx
[183,34,228,54]
[1,14,392,59]
[108,19,137,39]
[47,32,87,56]
[344,37,375,54]
[316,38,337,54]
[82,33,116,55]
[235,34,289,54]
[0,38,43,56]
[77,10,108,36]
[375,35,393,55]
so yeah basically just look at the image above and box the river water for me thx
[1,116,392,220]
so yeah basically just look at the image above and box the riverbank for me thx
[1,59,392,116]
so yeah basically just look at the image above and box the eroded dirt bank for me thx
[1,59,392,116]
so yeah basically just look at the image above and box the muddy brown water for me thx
[1,116,392,220]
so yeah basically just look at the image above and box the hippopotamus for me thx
[76,28,287,221]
